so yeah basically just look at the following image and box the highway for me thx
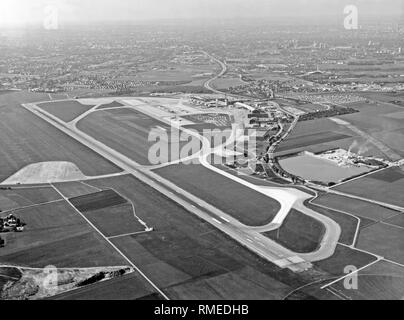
[202,51,229,94]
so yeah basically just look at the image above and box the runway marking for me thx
[220,216,230,223]
[212,218,222,225]
[49,183,169,300]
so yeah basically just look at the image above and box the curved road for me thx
[202,51,228,94]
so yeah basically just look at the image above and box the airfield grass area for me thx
[87,174,316,300]
[0,93,121,182]
[334,167,404,208]
[154,164,281,226]
[277,131,352,153]
[96,101,125,109]
[77,108,197,165]
[0,200,126,268]
[264,209,325,253]
[306,200,374,246]
[37,100,94,122]
[357,222,404,264]
[313,193,399,221]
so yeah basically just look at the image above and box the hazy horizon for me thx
[0,0,403,28]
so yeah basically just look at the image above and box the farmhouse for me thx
[0,214,26,233]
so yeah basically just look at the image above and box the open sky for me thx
[0,0,402,27]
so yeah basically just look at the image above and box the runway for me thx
[22,99,341,271]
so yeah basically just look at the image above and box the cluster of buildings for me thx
[0,213,25,247]
[0,214,25,234]
[190,95,230,108]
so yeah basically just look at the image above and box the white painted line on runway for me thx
[212,218,222,225]
[220,216,230,223]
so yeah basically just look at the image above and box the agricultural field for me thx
[69,189,127,212]
[313,245,377,277]
[328,260,404,300]
[384,214,404,228]
[357,223,404,264]
[277,131,352,153]
[53,181,101,198]
[154,164,281,226]
[275,117,360,156]
[51,272,161,300]
[69,189,145,238]
[313,193,399,221]
[337,101,404,159]
[277,100,404,160]
[359,92,404,108]
[77,108,198,165]
[290,259,404,300]
[0,182,164,300]
[0,199,126,268]
[37,100,94,122]
[263,209,325,253]
[211,77,247,89]
[0,186,61,211]
[0,92,121,182]
[130,63,215,83]
[294,103,329,113]
[334,167,404,207]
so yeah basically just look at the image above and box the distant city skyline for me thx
[0,0,403,27]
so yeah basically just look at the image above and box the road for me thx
[202,51,228,94]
